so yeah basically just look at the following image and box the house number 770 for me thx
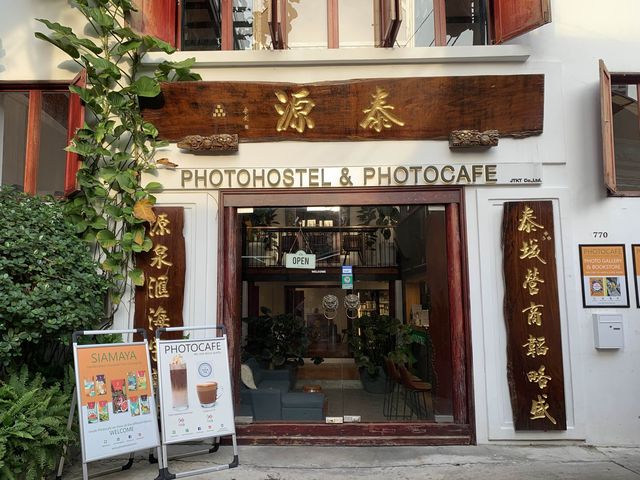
[592,231,608,238]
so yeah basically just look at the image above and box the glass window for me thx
[444,0,486,45]
[0,92,29,191]
[182,0,222,51]
[410,0,436,47]
[233,0,254,50]
[612,84,640,191]
[37,92,69,197]
[339,0,375,48]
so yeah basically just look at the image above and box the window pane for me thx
[182,0,222,51]
[288,0,328,48]
[339,0,375,48]
[445,0,486,45]
[37,92,69,197]
[233,0,254,50]
[411,0,436,47]
[612,84,640,191]
[0,92,28,191]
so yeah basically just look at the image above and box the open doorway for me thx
[218,188,470,443]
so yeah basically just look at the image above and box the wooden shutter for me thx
[489,0,551,45]
[64,70,86,197]
[599,60,617,194]
[128,0,177,47]
[379,0,401,47]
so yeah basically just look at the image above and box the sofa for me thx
[238,358,326,421]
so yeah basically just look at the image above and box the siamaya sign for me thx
[156,336,235,443]
[139,75,544,142]
[149,163,542,190]
[134,207,186,362]
[73,343,160,462]
[502,201,566,431]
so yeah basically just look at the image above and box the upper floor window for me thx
[130,0,550,50]
[599,60,640,196]
[0,74,83,197]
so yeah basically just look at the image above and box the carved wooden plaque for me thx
[139,75,544,142]
[134,207,185,362]
[502,201,566,431]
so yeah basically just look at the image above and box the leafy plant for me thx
[348,314,414,377]
[243,308,313,367]
[36,0,201,313]
[0,187,109,376]
[0,367,75,480]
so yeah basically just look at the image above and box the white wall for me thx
[7,0,640,446]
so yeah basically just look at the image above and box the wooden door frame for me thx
[218,186,475,445]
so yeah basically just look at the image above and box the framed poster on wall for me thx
[578,244,629,307]
[632,245,640,308]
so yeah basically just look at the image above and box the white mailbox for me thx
[593,314,624,349]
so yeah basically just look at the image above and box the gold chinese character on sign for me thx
[522,334,549,357]
[519,239,547,265]
[149,341,158,362]
[274,89,316,133]
[523,267,545,295]
[359,86,405,133]
[517,206,544,233]
[522,301,544,326]
[148,275,170,299]
[150,244,173,269]
[527,365,552,389]
[150,214,171,237]
[530,394,557,424]
[148,306,170,330]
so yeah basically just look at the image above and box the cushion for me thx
[245,357,264,384]
[240,364,257,389]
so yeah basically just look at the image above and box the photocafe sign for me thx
[73,343,160,462]
[156,337,235,444]
[148,163,543,190]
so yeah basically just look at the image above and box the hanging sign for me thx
[502,201,566,431]
[578,244,629,307]
[285,250,316,269]
[342,265,353,289]
[632,245,640,308]
[134,207,186,362]
[156,336,235,444]
[73,343,160,462]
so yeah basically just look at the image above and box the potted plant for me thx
[348,314,414,394]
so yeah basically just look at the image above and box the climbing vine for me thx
[36,0,200,315]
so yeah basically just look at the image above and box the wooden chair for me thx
[397,363,433,420]
[342,233,364,265]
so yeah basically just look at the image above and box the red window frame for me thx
[0,73,84,197]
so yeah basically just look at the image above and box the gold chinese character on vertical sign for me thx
[522,301,544,326]
[150,245,173,269]
[517,206,544,233]
[523,267,545,295]
[359,86,405,133]
[530,394,557,424]
[148,275,170,299]
[148,306,171,330]
[522,334,549,357]
[149,341,158,362]
[519,239,547,265]
[527,365,552,389]
[150,214,171,237]
[274,89,316,133]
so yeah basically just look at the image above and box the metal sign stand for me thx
[155,325,239,480]
[64,328,162,480]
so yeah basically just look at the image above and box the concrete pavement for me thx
[62,444,640,479]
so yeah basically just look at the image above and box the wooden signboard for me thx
[502,201,566,431]
[139,75,544,142]
[134,207,186,362]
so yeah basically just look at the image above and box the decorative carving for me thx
[449,130,499,149]
[177,134,239,153]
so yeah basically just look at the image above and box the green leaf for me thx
[96,229,117,249]
[129,268,145,286]
[112,39,142,56]
[132,76,160,97]
[141,35,175,54]
[144,182,163,193]
[107,91,129,108]
[34,32,79,59]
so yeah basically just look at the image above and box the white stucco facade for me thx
[3,0,640,446]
